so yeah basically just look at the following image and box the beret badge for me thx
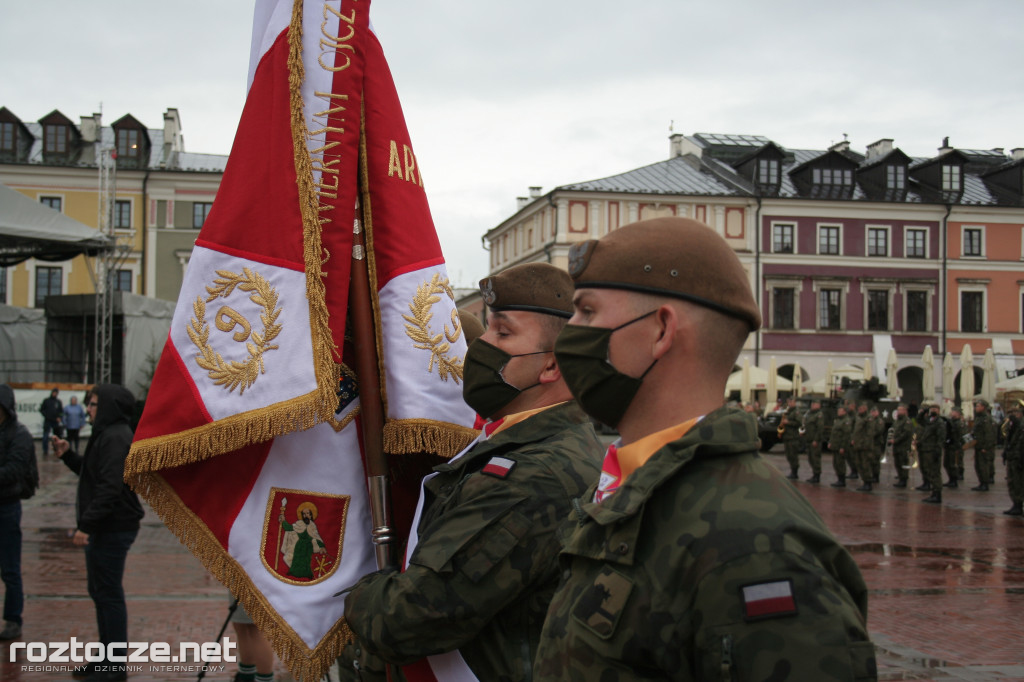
[480,278,497,306]
[568,240,597,279]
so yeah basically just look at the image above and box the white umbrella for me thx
[981,348,996,403]
[942,352,955,415]
[824,359,834,398]
[885,348,900,399]
[792,362,802,396]
[725,366,793,392]
[922,345,935,401]
[767,356,779,409]
[960,344,974,407]
[740,357,752,405]
[863,358,872,381]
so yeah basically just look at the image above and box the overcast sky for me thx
[3,0,1022,287]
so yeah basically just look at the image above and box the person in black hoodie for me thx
[54,384,144,682]
[0,384,35,640]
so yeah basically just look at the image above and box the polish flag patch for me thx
[741,579,797,620]
[482,456,517,479]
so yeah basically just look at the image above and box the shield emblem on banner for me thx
[261,487,350,585]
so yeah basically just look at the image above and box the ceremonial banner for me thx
[126,1,477,679]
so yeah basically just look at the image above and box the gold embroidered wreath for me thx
[187,267,283,394]
[403,273,464,383]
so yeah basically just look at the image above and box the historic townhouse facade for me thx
[0,105,227,307]
[481,133,1024,400]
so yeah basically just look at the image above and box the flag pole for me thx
[350,129,395,569]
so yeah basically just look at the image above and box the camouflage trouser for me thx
[855,449,874,483]
[832,447,848,478]
[806,442,822,476]
[784,439,801,472]
[943,446,962,482]
[893,448,910,482]
[1008,454,1024,504]
[921,448,942,490]
[975,447,995,485]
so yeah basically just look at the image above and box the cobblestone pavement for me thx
[1,442,1021,681]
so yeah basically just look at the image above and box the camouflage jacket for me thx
[803,408,825,444]
[891,416,918,454]
[1006,416,1024,461]
[851,413,874,451]
[829,414,852,452]
[781,406,802,441]
[974,412,997,452]
[533,407,875,682]
[343,401,601,681]
[868,414,887,451]
[919,414,947,453]
[945,418,965,453]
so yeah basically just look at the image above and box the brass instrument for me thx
[777,416,786,438]
[881,426,894,464]
[1003,419,1013,439]
[962,431,977,450]
[904,433,920,469]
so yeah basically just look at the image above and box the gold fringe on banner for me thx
[384,419,479,458]
[130,471,351,682]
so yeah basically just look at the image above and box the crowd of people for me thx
[754,394,1024,514]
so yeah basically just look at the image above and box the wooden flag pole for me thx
[349,201,395,571]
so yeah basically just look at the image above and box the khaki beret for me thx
[973,398,990,408]
[479,262,573,318]
[567,217,761,330]
[457,308,485,346]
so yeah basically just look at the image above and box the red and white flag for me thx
[126,2,477,679]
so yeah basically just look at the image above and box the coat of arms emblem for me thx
[261,487,350,585]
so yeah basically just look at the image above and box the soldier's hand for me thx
[52,436,69,457]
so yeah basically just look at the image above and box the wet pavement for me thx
[0,442,1021,681]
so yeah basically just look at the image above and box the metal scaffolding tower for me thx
[89,144,133,384]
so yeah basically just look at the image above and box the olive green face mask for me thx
[553,311,657,428]
[462,339,548,419]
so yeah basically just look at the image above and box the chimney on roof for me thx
[529,186,542,198]
[79,113,101,143]
[517,196,531,210]
[1012,148,1024,161]
[939,137,953,154]
[163,108,183,153]
[865,138,894,161]
[669,132,704,159]
[829,140,850,153]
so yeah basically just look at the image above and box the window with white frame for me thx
[812,168,853,186]
[114,200,132,229]
[43,123,68,154]
[193,202,213,229]
[35,266,62,307]
[818,225,840,255]
[905,228,927,258]
[905,290,929,332]
[942,165,961,192]
[887,165,906,190]
[772,223,794,253]
[758,159,779,185]
[867,227,889,257]
[39,196,62,212]
[819,288,842,330]
[962,226,983,257]
[866,289,890,331]
[960,289,984,333]
[772,287,796,329]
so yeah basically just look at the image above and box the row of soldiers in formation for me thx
[778,396,1024,514]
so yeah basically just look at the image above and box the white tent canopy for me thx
[726,366,793,393]
[0,182,110,266]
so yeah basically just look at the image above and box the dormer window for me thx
[758,159,779,185]
[44,123,68,153]
[812,168,852,186]
[886,165,905,190]
[117,128,140,158]
[942,165,961,191]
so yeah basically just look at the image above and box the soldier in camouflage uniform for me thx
[844,399,861,479]
[780,396,803,479]
[943,408,965,489]
[972,399,997,491]
[535,218,875,681]
[828,404,853,487]
[890,403,918,488]
[851,403,875,491]
[868,405,886,485]
[1003,402,1023,516]
[803,398,824,483]
[919,402,946,503]
[341,264,602,681]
